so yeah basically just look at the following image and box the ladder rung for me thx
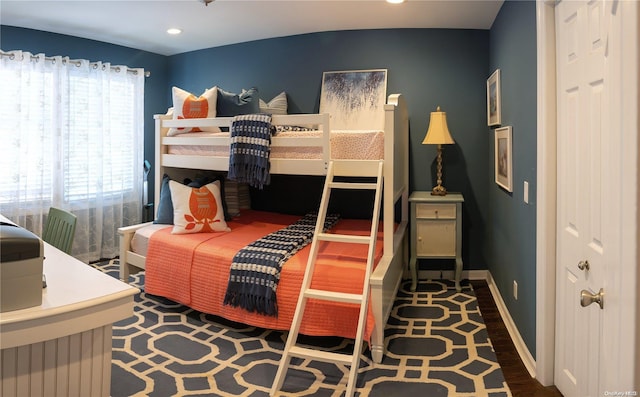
[328,181,378,190]
[304,288,363,304]
[331,159,382,177]
[288,346,353,365]
[317,233,370,244]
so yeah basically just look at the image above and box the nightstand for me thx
[409,191,464,292]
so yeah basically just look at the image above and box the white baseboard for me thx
[462,269,489,281]
[484,271,537,377]
[419,269,488,282]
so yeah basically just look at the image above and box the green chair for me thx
[42,207,77,254]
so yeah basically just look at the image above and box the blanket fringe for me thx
[224,291,278,317]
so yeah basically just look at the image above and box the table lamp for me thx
[422,106,455,196]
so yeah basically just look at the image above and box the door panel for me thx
[542,0,637,391]
[555,1,608,395]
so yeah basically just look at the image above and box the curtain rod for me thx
[0,51,151,77]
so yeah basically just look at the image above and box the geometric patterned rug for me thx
[95,259,512,397]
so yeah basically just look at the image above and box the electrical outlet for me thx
[513,280,518,300]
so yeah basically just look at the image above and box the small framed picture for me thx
[487,69,501,127]
[495,126,512,192]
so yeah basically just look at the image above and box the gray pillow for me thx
[154,174,174,224]
[217,87,260,116]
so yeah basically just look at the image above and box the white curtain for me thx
[0,50,145,263]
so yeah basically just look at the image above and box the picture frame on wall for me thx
[487,69,501,127]
[495,126,513,192]
[320,69,387,130]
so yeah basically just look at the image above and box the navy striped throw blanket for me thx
[223,213,340,317]
[228,113,274,189]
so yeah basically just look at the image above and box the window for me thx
[0,51,145,262]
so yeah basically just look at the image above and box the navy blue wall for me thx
[488,0,538,355]
[169,28,491,270]
[1,5,540,356]
[1,25,168,201]
[0,26,493,275]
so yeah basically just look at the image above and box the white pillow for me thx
[168,86,220,136]
[169,180,230,234]
[259,91,288,115]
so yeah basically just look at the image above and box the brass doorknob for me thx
[578,260,590,271]
[580,288,604,309]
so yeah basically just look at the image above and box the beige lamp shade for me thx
[422,106,454,196]
[422,106,455,145]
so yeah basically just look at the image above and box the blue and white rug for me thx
[96,259,511,397]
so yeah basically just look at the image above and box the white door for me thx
[554,0,637,395]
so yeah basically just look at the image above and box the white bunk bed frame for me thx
[118,93,409,363]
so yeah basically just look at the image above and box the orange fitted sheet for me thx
[144,210,382,342]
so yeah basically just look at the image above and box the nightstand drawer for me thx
[415,203,456,219]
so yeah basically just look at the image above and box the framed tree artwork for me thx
[495,126,512,192]
[487,69,501,127]
[320,69,387,130]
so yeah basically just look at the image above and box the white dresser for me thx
[0,224,138,397]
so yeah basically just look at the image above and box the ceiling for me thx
[1,0,504,56]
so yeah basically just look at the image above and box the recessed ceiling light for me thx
[167,28,182,35]
[386,0,405,3]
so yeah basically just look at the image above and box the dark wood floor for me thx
[471,280,564,397]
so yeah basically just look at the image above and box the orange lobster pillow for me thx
[169,179,230,234]
[168,86,220,136]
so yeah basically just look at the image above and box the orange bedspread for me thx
[144,210,383,342]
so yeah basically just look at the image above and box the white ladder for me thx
[271,159,384,397]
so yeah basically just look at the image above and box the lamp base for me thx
[431,184,447,196]
[431,144,448,196]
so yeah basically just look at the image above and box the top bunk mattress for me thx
[167,129,384,160]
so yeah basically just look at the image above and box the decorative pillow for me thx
[259,91,288,115]
[217,87,260,117]
[169,180,230,234]
[186,174,232,221]
[168,86,220,136]
[155,174,232,224]
[153,174,174,224]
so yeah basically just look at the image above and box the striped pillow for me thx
[224,179,251,217]
[259,91,287,115]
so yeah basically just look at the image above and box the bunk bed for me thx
[118,93,409,363]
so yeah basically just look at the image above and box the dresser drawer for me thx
[415,203,456,219]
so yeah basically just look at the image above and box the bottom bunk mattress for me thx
[142,210,384,342]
